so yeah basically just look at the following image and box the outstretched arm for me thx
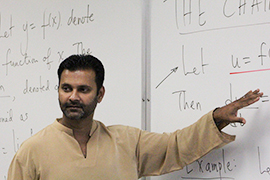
[213,89,263,130]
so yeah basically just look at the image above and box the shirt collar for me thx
[53,118,98,137]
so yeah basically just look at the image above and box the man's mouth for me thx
[67,106,81,108]
[65,104,83,109]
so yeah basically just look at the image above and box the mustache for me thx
[64,102,84,108]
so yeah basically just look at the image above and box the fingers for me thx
[251,89,263,97]
[214,89,262,129]
[236,89,263,109]
[248,89,263,104]
[243,89,262,97]
[242,89,262,100]
[230,89,262,124]
[253,89,260,94]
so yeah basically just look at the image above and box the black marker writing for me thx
[54,84,59,91]
[20,113,28,122]
[175,0,206,28]
[12,129,19,153]
[261,95,269,102]
[2,48,39,76]
[224,84,243,128]
[57,51,64,62]
[231,55,252,68]
[73,42,92,54]
[258,42,270,66]
[2,22,39,75]
[42,10,61,39]
[172,1,270,35]
[258,146,270,175]
[0,85,5,92]
[223,0,266,18]
[2,147,7,155]
[42,48,53,70]
[23,76,50,94]
[181,45,209,76]
[172,90,202,111]
[184,149,235,179]
[156,67,178,89]
[0,14,15,39]
[67,4,94,26]
[0,109,13,123]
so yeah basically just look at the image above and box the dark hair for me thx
[58,54,105,91]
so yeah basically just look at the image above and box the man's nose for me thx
[69,90,80,101]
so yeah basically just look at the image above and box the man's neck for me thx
[59,116,93,135]
[59,116,93,158]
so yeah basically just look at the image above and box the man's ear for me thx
[97,86,105,103]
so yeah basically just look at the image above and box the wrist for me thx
[213,107,230,131]
[213,107,221,126]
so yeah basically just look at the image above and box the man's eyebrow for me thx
[61,83,71,87]
[60,83,92,89]
[78,85,92,89]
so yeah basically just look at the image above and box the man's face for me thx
[58,69,104,121]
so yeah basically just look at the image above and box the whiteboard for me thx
[151,0,270,179]
[0,0,141,179]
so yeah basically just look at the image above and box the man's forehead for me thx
[61,69,96,77]
[60,69,96,84]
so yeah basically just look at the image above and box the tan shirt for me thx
[8,111,235,180]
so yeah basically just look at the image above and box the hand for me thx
[213,89,263,130]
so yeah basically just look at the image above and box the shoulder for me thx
[17,122,55,153]
[94,120,142,139]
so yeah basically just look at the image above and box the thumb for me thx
[232,117,246,124]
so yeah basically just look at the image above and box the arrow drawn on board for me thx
[156,67,178,89]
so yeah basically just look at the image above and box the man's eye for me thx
[62,87,71,92]
[80,88,90,93]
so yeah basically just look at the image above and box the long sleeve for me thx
[136,110,235,178]
[8,149,38,180]
[7,112,235,180]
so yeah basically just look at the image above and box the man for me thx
[8,54,263,179]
